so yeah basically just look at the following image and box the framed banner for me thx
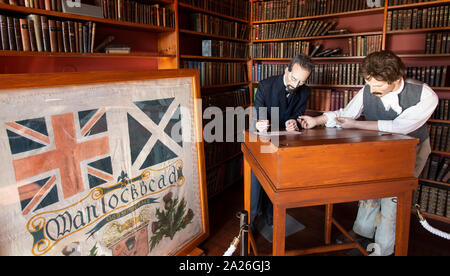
[0,69,208,256]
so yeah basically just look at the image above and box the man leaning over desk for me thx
[251,54,314,231]
[298,50,438,256]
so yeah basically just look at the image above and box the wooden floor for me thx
[199,181,450,256]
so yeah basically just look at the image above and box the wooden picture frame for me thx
[0,69,208,256]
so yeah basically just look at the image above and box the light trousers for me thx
[352,137,431,256]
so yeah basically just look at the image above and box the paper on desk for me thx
[256,130,302,136]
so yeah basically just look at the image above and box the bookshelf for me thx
[178,0,251,198]
[0,0,178,73]
[250,0,450,223]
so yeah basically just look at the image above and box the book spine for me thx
[27,19,37,52]
[13,18,23,51]
[40,16,50,52]
[19,18,30,52]
[0,15,9,50]
[48,19,57,52]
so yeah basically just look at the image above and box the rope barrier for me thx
[415,204,450,240]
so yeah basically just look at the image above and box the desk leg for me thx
[273,204,286,256]
[395,191,412,256]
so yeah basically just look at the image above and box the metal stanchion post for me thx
[240,210,249,256]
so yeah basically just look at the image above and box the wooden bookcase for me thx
[250,0,450,224]
[0,0,179,73]
[177,0,251,199]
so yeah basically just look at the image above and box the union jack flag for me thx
[6,108,112,215]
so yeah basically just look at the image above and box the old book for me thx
[94,35,114,53]
[13,18,22,51]
[40,16,50,52]
[90,22,95,53]
[27,19,37,52]
[68,21,75,52]
[427,187,438,214]
[56,20,63,52]
[27,14,42,52]
[7,17,16,51]
[437,158,450,182]
[0,15,9,50]
[48,19,57,52]
[19,18,30,52]
[419,185,430,212]
[61,21,69,52]
[436,188,447,216]
[428,154,440,181]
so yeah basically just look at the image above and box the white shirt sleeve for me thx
[377,84,438,134]
[323,88,365,128]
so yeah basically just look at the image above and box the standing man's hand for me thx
[285,119,299,132]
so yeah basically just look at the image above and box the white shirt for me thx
[323,79,439,135]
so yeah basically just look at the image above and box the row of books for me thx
[206,154,242,198]
[2,0,64,11]
[180,0,250,21]
[414,182,450,218]
[431,99,450,121]
[388,0,436,6]
[348,35,383,57]
[421,155,450,182]
[252,63,285,82]
[0,14,96,53]
[252,0,379,22]
[425,32,450,54]
[2,0,175,28]
[201,87,250,111]
[252,20,338,40]
[180,60,248,86]
[405,66,448,87]
[307,63,365,86]
[102,1,175,28]
[386,5,450,31]
[252,41,310,59]
[201,39,249,58]
[428,124,450,152]
[307,89,360,112]
[189,13,250,41]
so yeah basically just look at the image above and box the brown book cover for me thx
[73,21,79,53]
[27,14,42,52]
[19,18,31,51]
[90,22,96,53]
[61,21,69,53]
[26,19,36,52]
[0,15,9,50]
[44,0,51,10]
[48,19,57,52]
[56,20,63,52]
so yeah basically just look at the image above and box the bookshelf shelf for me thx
[387,27,450,35]
[419,178,450,189]
[252,31,384,43]
[429,119,450,124]
[180,55,249,61]
[0,50,176,58]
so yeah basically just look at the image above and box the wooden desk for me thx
[242,128,418,256]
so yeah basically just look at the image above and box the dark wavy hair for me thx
[288,53,314,72]
[360,50,406,84]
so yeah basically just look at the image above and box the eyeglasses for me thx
[288,71,307,87]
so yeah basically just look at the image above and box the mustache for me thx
[372,92,383,95]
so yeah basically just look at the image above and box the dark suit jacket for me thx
[254,74,310,130]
